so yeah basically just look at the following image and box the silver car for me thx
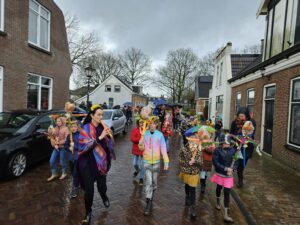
[102,109,128,135]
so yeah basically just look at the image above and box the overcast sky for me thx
[55,0,265,95]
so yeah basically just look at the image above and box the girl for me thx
[65,120,80,198]
[130,119,145,185]
[47,116,69,181]
[162,121,173,153]
[211,134,238,223]
[78,104,116,225]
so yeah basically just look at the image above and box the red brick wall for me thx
[0,0,71,110]
[231,64,300,171]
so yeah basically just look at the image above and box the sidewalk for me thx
[233,152,300,225]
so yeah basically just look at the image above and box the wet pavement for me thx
[234,153,300,225]
[0,128,247,225]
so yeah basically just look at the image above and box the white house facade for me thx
[75,75,133,108]
[209,43,233,130]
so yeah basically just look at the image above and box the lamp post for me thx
[85,64,95,112]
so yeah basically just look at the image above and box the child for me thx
[65,120,80,198]
[130,119,145,185]
[162,121,173,153]
[211,134,238,223]
[140,118,169,216]
[178,135,202,219]
[47,116,69,181]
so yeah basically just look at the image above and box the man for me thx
[140,118,169,216]
[102,102,108,109]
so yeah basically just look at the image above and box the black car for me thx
[0,110,65,179]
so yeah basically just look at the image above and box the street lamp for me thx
[85,64,95,112]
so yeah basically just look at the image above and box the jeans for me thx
[49,148,67,174]
[133,155,145,179]
[144,163,160,199]
[69,159,80,188]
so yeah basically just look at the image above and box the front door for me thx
[263,86,276,154]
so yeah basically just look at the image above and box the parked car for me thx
[0,110,64,179]
[102,109,128,135]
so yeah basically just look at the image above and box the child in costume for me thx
[65,120,81,198]
[162,120,173,153]
[140,117,169,216]
[211,134,238,223]
[178,136,202,219]
[47,116,69,181]
[130,119,145,185]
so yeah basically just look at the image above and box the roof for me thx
[196,76,213,98]
[114,76,133,91]
[229,43,300,83]
[231,54,261,78]
[257,0,270,17]
[70,86,97,96]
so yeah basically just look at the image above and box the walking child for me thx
[211,134,238,223]
[47,116,69,181]
[140,117,169,216]
[130,119,145,185]
[65,120,80,198]
[162,121,173,153]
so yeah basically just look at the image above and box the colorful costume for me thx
[78,122,115,218]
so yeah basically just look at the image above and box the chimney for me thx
[261,39,264,54]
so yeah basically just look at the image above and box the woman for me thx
[229,107,255,188]
[78,104,116,224]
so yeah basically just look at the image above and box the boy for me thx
[141,118,169,216]
[65,120,80,198]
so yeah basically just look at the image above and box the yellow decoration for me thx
[90,104,102,112]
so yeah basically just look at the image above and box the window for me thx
[284,0,298,50]
[37,115,52,130]
[288,78,300,147]
[216,95,223,119]
[219,62,223,86]
[114,85,121,92]
[0,0,4,32]
[27,74,52,110]
[235,92,242,115]
[108,98,114,108]
[271,0,286,57]
[105,85,111,92]
[28,0,51,51]
[265,8,274,60]
[247,89,255,113]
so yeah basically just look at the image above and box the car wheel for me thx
[8,152,27,178]
[123,123,128,134]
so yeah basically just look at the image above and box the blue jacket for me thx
[212,146,239,176]
[65,131,80,160]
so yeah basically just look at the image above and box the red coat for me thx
[130,127,143,156]
[162,126,173,138]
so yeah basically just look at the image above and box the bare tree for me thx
[232,44,261,54]
[65,14,100,67]
[157,48,199,103]
[119,48,151,85]
[76,52,121,87]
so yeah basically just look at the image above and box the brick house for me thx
[0,0,71,111]
[195,76,213,119]
[209,42,260,130]
[228,0,300,171]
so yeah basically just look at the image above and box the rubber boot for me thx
[224,208,234,223]
[144,198,152,216]
[216,197,221,210]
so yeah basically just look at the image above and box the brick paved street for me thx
[0,129,247,225]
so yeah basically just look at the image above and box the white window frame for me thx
[247,88,255,112]
[105,85,111,92]
[0,0,4,32]
[27,73,53,110]
[235,92,242,115]
[28,0,51,51]
[287,77,300,148]
[114,85,121,92]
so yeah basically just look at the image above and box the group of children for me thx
[47,102,255,224]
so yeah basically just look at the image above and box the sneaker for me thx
[139,179,144,186]
[81,212,92,225]
[70,187,79,198]
[59,173,67,180]
[47,174,58,182]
